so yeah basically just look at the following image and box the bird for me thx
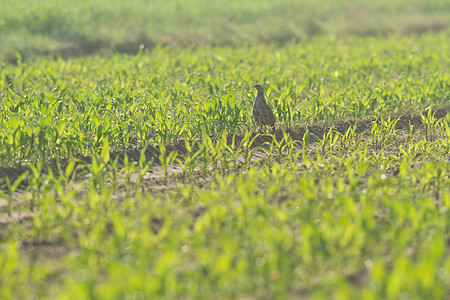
[252,84,276,131]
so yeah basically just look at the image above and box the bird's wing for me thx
[261,104,276,126]
[252,109,263,125]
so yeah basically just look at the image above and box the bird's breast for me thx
[253,96,266,108]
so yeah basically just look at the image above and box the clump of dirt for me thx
[20,238,70,262]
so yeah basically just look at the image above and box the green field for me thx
[1,0,450,61]
[1,0,450,299]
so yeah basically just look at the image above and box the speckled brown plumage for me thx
[252,84,276,131]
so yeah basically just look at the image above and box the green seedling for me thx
[159,143,178,185]
[4,172,28,216]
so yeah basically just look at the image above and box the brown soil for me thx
[0,105,449,190]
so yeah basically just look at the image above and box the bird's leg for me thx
[258,125,266,134]
[258,125,265,134]
[255,124,262,133]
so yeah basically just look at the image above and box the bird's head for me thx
[253,84,264,93]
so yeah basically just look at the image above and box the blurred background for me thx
[1,0,449,62]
